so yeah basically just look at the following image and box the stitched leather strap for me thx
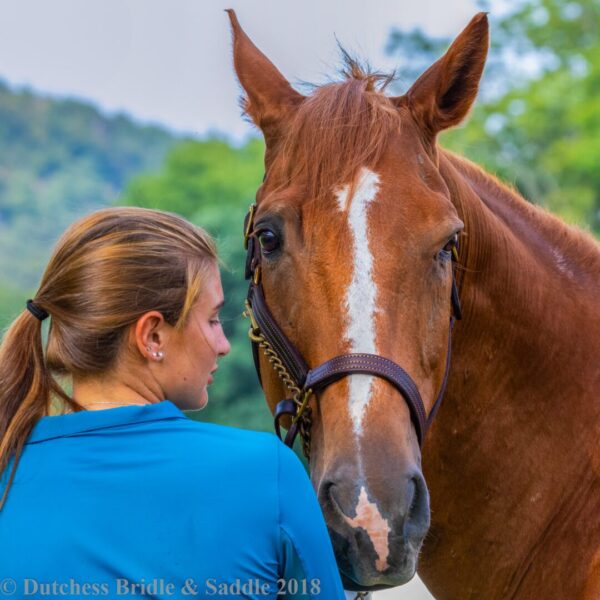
[248,283,309,386]
[274,399,301,447]
[305,353,427,445]
[427,317,455,428]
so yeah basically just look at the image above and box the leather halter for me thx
[243,202,461,457]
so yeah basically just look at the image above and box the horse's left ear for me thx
[396,12,489,137]
[226,9,304,144]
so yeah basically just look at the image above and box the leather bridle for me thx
[243,202,462,458]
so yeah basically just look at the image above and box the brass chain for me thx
[243,300,312,458]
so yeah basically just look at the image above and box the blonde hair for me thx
[0,207,218,511]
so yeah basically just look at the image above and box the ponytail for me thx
[0,306,81,511]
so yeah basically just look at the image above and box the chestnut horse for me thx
[228,10,600,599]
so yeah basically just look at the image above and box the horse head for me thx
[228,10,489,591]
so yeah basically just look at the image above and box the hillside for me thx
[0,79,177,302]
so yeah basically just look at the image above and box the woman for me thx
[0,207,345,599]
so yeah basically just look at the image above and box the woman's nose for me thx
[218,333,231,357]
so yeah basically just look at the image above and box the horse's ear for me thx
[226,9,303,142]
[397,12,489,137]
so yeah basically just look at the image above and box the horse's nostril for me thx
[326,483,348,519]
[319,480,341,513]
[322,480,365,525]
[406,478,417,514]
[404,473,430,541]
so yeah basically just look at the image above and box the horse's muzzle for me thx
[317,467,430,588]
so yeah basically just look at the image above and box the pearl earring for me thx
[146,347,164,361]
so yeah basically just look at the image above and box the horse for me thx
[227,10,600,599]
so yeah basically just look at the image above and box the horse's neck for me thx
[418,151,600,599]
[442,150,599,397]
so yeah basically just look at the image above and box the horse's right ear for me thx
[226,10,303,143]
[397,12,489,138]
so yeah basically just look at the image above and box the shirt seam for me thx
[276,437,283,571]
[25,415,189,445]
[279,524,312,594]
[276,443,314,595]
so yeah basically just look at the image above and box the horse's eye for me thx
[257,229,280,254]
[439,233,459,259]
[443,233,459,253]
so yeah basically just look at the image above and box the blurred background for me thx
[0,1,597,598]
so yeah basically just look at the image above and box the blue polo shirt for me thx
[0,401,345,599]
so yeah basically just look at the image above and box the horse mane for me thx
[280,53,400,200]
[444,150,600,289]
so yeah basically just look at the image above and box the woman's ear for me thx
[132,311,168,362]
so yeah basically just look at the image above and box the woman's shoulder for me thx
[165,417,308,488]
[174,417,275,447]
[157,419,312,518]
[166,417,286,471]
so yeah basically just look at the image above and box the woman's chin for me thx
[197,388,209,409]
[175,388,208,411]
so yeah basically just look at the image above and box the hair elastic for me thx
[26,299,49,321]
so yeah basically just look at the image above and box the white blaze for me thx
[343,486,391,573]
[335,168,380,435]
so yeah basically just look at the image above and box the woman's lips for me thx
[207,367,217,386]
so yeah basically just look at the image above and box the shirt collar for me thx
[26,400,188,444]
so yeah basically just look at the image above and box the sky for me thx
[0,0,483,141]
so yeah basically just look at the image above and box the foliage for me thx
[122,138,263,219]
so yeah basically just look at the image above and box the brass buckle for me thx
[243,299,259,330]
[252,265,262,285]
[291,389,313,425]
[243,300,263,343]
[244,204,256,249]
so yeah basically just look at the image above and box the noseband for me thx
[242,202,462,458]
